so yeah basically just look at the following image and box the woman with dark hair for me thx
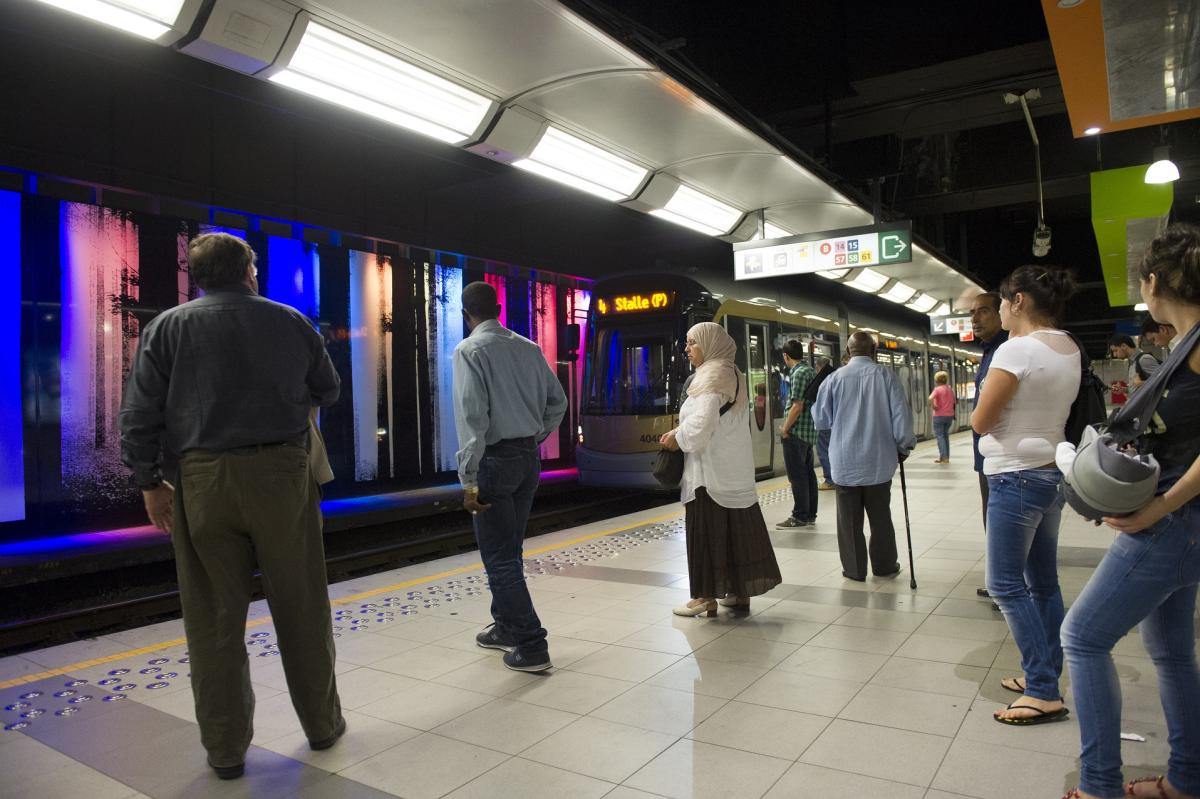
[972,264,1080,725]
[1061,223,1200,799]
[660,322,781,616]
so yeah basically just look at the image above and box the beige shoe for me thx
[673,599,717,617]
[717,595,750,610]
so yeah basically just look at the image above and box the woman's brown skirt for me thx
[684,487,782,599]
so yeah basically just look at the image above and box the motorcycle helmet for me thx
[1061,426,1160,522]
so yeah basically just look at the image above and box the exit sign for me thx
[732,222,912,281]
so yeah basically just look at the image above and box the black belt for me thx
[490,436,537,448]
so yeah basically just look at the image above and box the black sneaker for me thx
[776,517,806,529]
[309,717,346,751]
[476,624,516,652]
[207,757,244,780]
[503,648,552,673]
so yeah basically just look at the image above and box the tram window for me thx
[587,328,670,415]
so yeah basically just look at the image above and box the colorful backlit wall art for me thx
[0,190,23,523]
[349,250,394,481]
[1,189,587,543]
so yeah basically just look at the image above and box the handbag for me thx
[652,373,740,488]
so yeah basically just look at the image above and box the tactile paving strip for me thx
[0,511,711,732]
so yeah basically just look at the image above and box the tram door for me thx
[745,323,774,472]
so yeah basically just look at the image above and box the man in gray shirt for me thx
[454,281,567,672]
[119,233,344,779]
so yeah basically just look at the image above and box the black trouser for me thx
[174,444,341,767]
[474,437,547,655]
[781,436,818,522]
[835,481,899,579]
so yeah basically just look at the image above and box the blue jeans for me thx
[933,416,953,460]
[781,436,817,522]
[474,438,547,655]
[1061,504,1200,798]
[817,429,832,483]
[985,468,1066,702]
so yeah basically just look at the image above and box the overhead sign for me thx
[596,291,674,315]
[930,314,972,336]
[731,221,912,281]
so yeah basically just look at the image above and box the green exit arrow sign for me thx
[881,233,909,261]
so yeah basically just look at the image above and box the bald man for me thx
[812,332,916,581]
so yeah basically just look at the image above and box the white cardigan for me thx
[674,392,759,509]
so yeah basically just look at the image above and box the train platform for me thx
[0,434,1185,799]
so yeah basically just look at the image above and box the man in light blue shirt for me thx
[813,332,915,581]
[453,281,567,672]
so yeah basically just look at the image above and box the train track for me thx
[0,490,673,656]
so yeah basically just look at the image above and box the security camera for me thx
[1032,224,1051,257]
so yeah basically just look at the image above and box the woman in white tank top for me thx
[972,265,1080,727]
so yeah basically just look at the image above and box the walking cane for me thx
[898,459,918,590]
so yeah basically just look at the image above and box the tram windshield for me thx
[587,327,672,415]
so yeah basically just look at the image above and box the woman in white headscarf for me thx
[660,322,782,616]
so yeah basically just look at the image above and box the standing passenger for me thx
[812,332,915,582]
[1061,223,1200,799]
[454,281,567,672]
[662,322,781,615]
[777,340,818,528]
[119,233,344,780]
[972,265,1078,725]
[970,291,1009,602]
[808,356,836,490]
[928,371,956,463]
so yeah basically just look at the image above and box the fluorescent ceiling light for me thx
[906,293,939,313]
[932,302,952,316]
[1134,302,1149,311]
[843,268,889,294]
[1144,159,1180,184]
[33,0,185,39]
[815,269,850,280]
[270,21,493,144]
[803,314,831,322]
[514,126,647,202]
[649,185,742,236]
[1084,126,1102,135]
[763,222,791,239]
[879,281,917,303]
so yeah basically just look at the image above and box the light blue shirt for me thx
[813,356,916,487]
[453,319,568,488]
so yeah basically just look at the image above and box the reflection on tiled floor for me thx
[2,433,1197,798]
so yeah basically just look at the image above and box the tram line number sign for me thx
[732,221,912,281]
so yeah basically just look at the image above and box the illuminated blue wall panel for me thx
[0,190,24,522]
[266,235,319,320]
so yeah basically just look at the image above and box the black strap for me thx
[1108,322,1200,445]
[719,367,740,416]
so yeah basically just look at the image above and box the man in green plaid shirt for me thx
[778,340,818,528]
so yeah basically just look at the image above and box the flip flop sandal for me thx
[993,701,1070,726]
[1063,789,1083,799]
[1001,676,1026,694]
[1125,775,1179,798]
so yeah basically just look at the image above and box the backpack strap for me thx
[1109,321,1200,445]
[719,367,740,416]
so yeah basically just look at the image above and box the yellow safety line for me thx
[1,478,789,690]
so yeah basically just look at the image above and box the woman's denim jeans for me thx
[1061,504,1200,798]
[985,467,1066,702]
[933,416,953,460]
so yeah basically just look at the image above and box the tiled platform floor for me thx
[2,433,1196,799]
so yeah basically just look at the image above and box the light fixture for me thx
[269,19,494,145]
[842,268,889,294]
[1084,126,1102,135]
[649,185,742,236]
[879,281,917,303]
[32,0,188,40]
[906,294,939,313]
[932,302,952,316]
[803,314,831,322]
[815,269,850,280]
[1134,302,1149,311]
[513,126,648,202]
[763,222,791,239]
[1145,155,1180,184]
[1057,0,1084,7]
